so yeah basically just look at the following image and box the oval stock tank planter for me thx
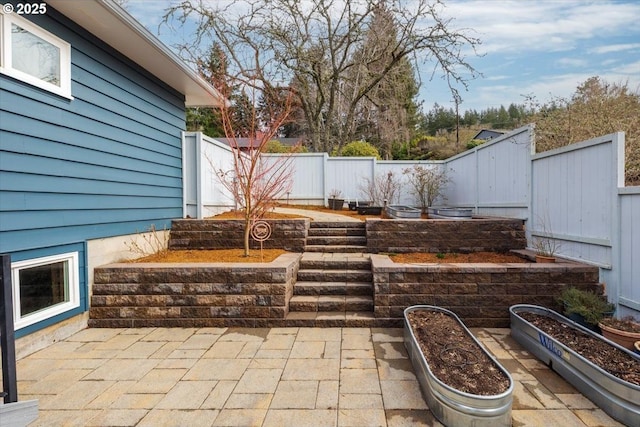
[429,208,473,219]
[510,304,640,426]
[387,205,421,219]
[404,306,513,427]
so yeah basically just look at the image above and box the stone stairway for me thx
[285,252,375,327]
[304,221,367,253]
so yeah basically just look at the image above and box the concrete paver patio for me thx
[11,326,624,426]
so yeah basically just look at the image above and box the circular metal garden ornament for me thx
[251,220,272,242]
[251,220,272,262]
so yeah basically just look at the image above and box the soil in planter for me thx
[129,249,287,263]
[520,312,640,386]
[392,251,526,264]
[407,311,511,395]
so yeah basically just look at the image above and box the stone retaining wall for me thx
[366,218,527,253]
[371,255,602,328]
[89,253,301,328]
[169,219,309,252]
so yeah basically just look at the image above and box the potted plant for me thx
[532,234,560,262]
[327,189,344,210]
[559,287,615,333]
[598,316,640,351]
[531,213,561,262]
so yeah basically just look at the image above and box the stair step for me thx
[297,269,373,282]
[294,281,373,296]
[310,221,365,229]
[299,257,371,270]
[307,228,366,237]
[289,295,374,312]
[284,311,378,327]
[304,245,368,253]
[306,236,367,246]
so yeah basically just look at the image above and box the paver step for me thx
[307,228,366,237]
[296,269,373,282]
[293,281,373,296]
[289,295,374,312]
[309,221,365,229]
[306,236,367,246]
[299,257,371,270]
[284,311,380,327]
[304,245,368,253]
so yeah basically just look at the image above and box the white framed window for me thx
[0,10,72,98]
[11,252,80,330]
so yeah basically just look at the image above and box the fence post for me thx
[1,253,18,403]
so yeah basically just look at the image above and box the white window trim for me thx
[0,10,72,99]
[11,252,80,330]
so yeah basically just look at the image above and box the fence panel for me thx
[262,153,325,205]
[325,157,376,202]
[618,188,640,317]
[445,125,531,218]
[530,134,622,268]
[446,150,478,209]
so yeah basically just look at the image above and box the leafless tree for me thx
[206,53,297,256]
[402,164,448,212]
[359,171,401,205]
[164,0,481,153]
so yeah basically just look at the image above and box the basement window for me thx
[11,252,80,329]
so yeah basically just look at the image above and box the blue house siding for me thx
[0,4,187,255]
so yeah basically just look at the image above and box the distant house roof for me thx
[48,0,225,107]
[472,129,506,141]
[216,137,304,150]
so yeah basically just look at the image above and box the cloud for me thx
[555,58,588,68]
[439,0,640,55]
[589,43,640,54]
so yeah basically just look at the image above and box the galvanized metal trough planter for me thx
[386,205,421,219]
[428,207,473,219]
[404,305,514,427]
[510,304,640,426]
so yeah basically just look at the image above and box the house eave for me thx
[47,0,224,107]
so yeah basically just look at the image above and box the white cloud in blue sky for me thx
[126,0,640,113]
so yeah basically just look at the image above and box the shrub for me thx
[337,140,381,159]
[559,287,615,326]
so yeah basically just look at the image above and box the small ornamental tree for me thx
[359,171,401,206]
[402,165,449,213]
[209,57,297,256]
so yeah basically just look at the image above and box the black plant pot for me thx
[328,198,345,210]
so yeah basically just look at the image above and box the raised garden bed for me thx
[348,200,371,211]
[357,205,382,215]
[405,305,513,426]
[428,207,473,219]
[386,205,421,219]
[510,304,640,426]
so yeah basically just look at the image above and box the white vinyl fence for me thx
[183,128,639,318]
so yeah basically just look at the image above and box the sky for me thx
[125,0,640,114]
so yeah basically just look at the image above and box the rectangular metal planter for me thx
[357,206,382,215]
[348,201,371,211]
[510,304,640,426]
[386,205,421,219]
[404,305,513,427]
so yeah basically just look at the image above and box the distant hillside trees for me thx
[165,0,480,155]
[531,77,640,185]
